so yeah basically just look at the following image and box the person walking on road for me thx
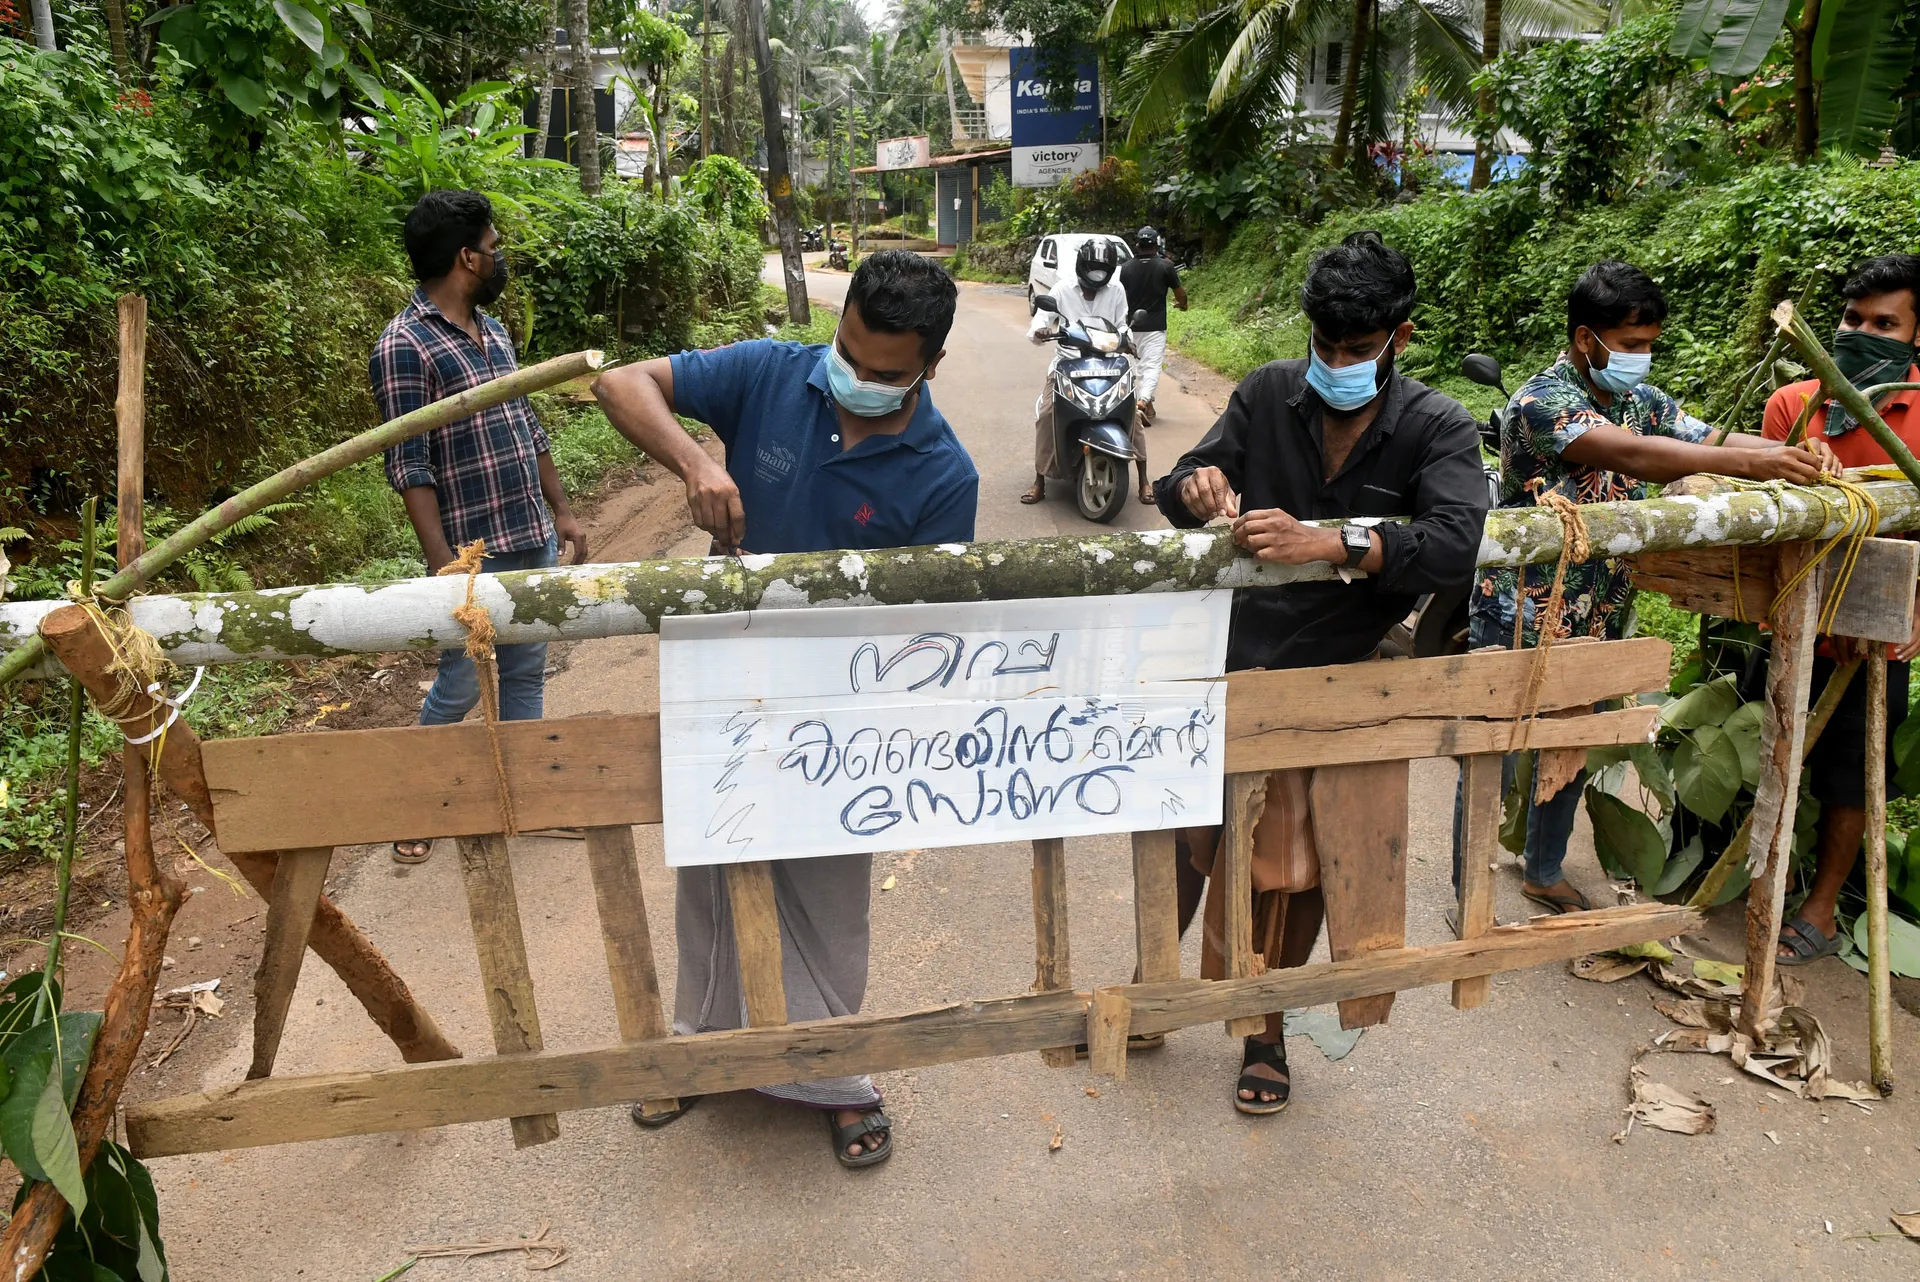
[1022,238,1153,506]
[1120,226,1187,425]
[592,249,976,1169]
[370,189,588,865]
[1154,230,1491,1116]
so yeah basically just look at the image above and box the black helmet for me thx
[1134,225,1160,254]
[1075,238,1120,289]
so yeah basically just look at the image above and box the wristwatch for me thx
[1339,523,1372,569]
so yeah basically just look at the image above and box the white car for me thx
[1027,233,1136,313]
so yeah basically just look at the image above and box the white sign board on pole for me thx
[659,593,1228,867]
[875,135,932,170]
[1013,143,1100,187]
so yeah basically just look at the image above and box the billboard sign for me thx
[1013,143,1100,187]
[875,135,933,170]
[1009,47,1100,147]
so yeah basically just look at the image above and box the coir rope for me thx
[440,540,521,837]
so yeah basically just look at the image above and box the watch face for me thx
[1344,526,1370,549]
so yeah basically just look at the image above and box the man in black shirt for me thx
[1119,226,1187,425]
[1152,230,1488,1116]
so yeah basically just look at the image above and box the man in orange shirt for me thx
[1761,252,1920,964]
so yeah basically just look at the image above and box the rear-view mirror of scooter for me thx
[1462,352,1507,395]
[1032,294,1059,313]
[1129,308,1150,330]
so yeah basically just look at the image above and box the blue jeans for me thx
[1450,610,1583,892]
[419,540,558,727]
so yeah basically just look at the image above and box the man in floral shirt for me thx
[1458,260,1832,919]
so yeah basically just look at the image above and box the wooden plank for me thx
[1030,837,1075,1067]
[1865,647,1895,1094]
[583,825,679,1118]
[456,834,559,1147]
[1452,755,1503,1010]
[205,713,664,853]
[724,861,787,1027]
[1632,540,1917,643]
[1229,705,1659,774]
[1130,829,1181,983]
[1224,637,1670,732]
[124,904,1699,1159]
[1740,545,1821,1041]
[1829,538,1919,643]
[1312,761,1409,1029]
[1629,547,1776,622]
[1220,773,1268,1037]
[245,847,332,1080]
[203,652,1667,854]
[1086,989,1132,1081]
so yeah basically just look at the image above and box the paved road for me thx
[145,265,1920,1281]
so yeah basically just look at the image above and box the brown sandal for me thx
[1019,481,1046,504]
[392,840,433,864]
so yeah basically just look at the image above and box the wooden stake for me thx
[584,825,679,1117]
[725,861,788,1027]
[246,847,333,1080]
[1130,829,1181,983]
[1220,773,1268,1037]
[1030,838,1075,1066]
[1452,753,1503,1010]
[1740,543,1821,1040]
[1086,989,1132,1081]
[456,834,560,1147]
[1865,645,1895,1095]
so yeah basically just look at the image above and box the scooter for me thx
[827,239,850,272]
[801,224,825,252]
[1032,294,1145,524]
[1381,353,1508,658]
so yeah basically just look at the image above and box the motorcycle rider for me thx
[1021,239,1152,507]
[1119,226,1187,425]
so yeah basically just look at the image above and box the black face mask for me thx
[472,245,508,306]
[1825,328,1916,435]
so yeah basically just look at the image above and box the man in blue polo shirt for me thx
[592,250,976,1171]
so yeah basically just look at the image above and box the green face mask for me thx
[1825,328,1917,436]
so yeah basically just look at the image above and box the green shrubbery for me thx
[1173,157,1920,425]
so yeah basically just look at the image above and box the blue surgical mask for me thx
[1307,337,1392,412]
[823,339,924,418]
[1588,338,1651,397]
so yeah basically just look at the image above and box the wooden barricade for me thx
[123,637,1687,1159]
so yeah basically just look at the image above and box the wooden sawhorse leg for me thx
[583,825,678,1117]
[725,861,788,1027]
[246,846,333,1080]
[1031,838,1075,1066]
[1220,774,1270,1038]
[1452,754,1503,1010]
[457,834,560,1147]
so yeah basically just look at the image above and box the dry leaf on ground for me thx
[1891,1211,1920,1241]
[1573,953,1648,983]
[1048,1125,1064,1152]
[1616,1053,1715,1141]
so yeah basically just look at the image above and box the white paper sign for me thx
[659,593,1229,866]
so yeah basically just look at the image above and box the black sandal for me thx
[829,1108,893,1169]
[630,1096,701,1129]
[1234,1035,1291,1116]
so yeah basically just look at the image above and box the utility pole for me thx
[740,0,809,323]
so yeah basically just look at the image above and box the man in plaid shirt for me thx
[370,190,587,863]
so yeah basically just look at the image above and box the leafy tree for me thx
[616,7,692,189]
[1669,0,1920,157]
[363,0,551,107]
[152,0,373,148]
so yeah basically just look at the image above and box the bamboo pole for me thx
[0,348,605,686]
[1771,302,1920,488]
[1865,645,1895,1095]
[11,478,1920,673]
